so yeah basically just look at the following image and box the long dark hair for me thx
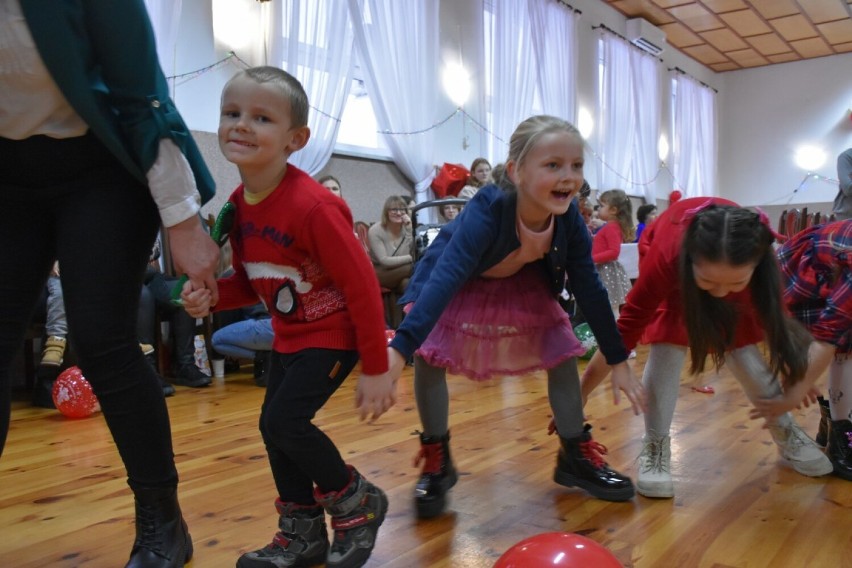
[680,205,811,383]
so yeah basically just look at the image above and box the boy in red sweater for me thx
[182,66,396,568]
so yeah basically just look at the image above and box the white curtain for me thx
[597,33,633,193]
[597,30,660,203]
[629,47,661,204]
[485,1,536,162]
[529,0,578,125]
[672,73,717,197]
[265,0,355,175]
[347,0,441,206]
[143,0,182,78]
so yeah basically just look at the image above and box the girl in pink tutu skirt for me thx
[386,115,646,519]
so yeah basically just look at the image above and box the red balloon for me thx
[385,329,396,345]
[494,532,621,568]
[52,366,100,419]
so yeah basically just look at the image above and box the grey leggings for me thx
[414,355,585,439]
[643,343,794,437]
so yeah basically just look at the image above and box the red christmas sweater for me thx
[618,197,763,351]
[215,165,388,375]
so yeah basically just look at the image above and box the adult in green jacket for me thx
[0,1,219,566]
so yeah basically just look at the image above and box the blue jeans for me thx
[45,275,67,338]
[211,318,273,360]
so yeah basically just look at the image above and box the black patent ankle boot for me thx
[816,396,831,447]
[554,424,635,502]
[827,419,852,481]
[126,486,192,568]
[413,432,458,518]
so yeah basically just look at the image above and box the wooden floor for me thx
[2,347,851,568]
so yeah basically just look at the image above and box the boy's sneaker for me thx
[769,418,833,477]
[636,433,674,498]
[315,466,388,568]
[39,336,66,367]
[237,500,328,568]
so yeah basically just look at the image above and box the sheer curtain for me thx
[143,0,182,77]
[629,47,661,204]
[347,0,441,206]
[672,73,717,197]
[597,30,660,203]
[529,0,578,124]
[485,1,536,162]
[265,0,355,175]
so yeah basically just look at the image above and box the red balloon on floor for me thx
[494,532,621,567]
[52,366,100,419]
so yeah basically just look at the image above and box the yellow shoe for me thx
[40,336,67,367]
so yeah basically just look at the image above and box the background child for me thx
[182,66,394,568]
[592,189,635,317]
[635,203,657,242]
[751,219,852,480]
[581,198,832,498]
[386,115,639,519]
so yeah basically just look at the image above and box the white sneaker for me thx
[769,418,833,477]
[636,433,674,498]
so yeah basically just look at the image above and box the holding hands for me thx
[355,348,404,422]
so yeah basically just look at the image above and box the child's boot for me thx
[636,433,674,498]
[413,431,458,518]
[815,396,831,447]
[314,466,388,568]
[126,486,193,568]
[39,335,66,367]
[237,499,328,568]
[826,419,852,481]
[554,424,634,502]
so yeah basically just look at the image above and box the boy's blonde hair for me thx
[232,66,310,128]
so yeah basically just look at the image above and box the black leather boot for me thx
[827,419,852,481]
[554,424,635,502]
[126,486,192,568]
[237,499,328,567]
[32,365,59,409]
[413,432,458,518]
[816,396,831,447]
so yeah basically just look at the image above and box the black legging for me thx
[0,133,177,490]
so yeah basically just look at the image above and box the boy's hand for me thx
[610,361,646,415]
[356,372,398,422]
[180,279,212,318]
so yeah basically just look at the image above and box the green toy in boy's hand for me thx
[170,201,236,306]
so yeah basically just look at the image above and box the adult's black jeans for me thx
[0,133,177,490]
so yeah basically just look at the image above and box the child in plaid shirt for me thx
[753,219,852,480]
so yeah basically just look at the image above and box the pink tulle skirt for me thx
[417,264,585,381]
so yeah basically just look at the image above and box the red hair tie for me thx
[755,207,787,242]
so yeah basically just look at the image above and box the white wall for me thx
[717,52,852,208]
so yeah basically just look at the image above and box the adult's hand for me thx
[167,216,220,306]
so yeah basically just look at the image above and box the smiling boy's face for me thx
[218,74,308,172]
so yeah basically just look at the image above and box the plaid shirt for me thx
[777,220,852,355]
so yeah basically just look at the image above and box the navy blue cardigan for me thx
[389,184,629,365]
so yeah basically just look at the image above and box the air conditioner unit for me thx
[625,18,666,56]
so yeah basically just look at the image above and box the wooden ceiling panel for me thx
[701,28,750,51]
[745,33,794,55]
[605,0,851,71]
[718,9,772,36]
[790,35,834,57]
[750,0,801,19]
[669,3,724,31]
[817,18,852,43]
[797,0,849,23]
[771,14,819,41]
